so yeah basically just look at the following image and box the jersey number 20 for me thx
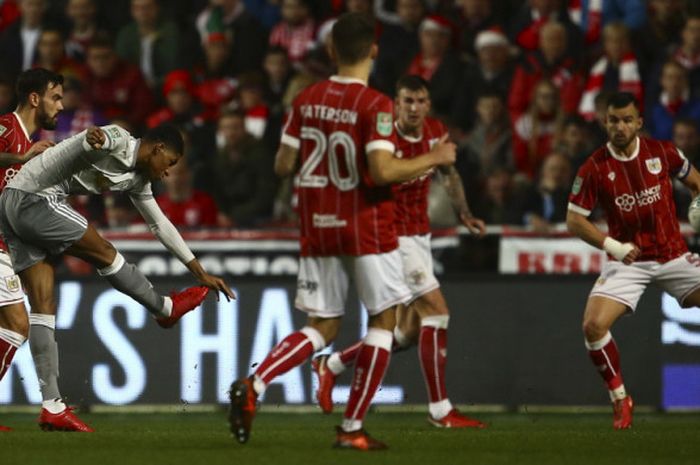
[298,127,359,191]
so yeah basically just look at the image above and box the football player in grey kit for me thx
[0,123,234,431]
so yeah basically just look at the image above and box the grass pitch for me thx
[2,411,699,465]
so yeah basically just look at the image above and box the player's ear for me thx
[29,92,40,108]
[370,43,378,60]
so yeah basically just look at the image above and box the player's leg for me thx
[19,260,93,432]
[228,256,344,444]
[64,224,208,327]
[0,301,29,432]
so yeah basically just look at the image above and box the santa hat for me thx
[162,70,196,97]
[420,15,453,35]
[475,27,509,50]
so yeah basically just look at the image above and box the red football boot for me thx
[333,426,388,451]
[228,377,258,444]
[38,407,94,432]
[311,355,337,414]
[428,409,487,429]
[0,425,11,432]
[156,286,209,328]
[613,396,634,430]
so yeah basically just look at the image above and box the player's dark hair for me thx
[142,123,184,156]
[395,75,429,94]
[15,68,64,105]
[331,13,375,65]
[606,92,639,111]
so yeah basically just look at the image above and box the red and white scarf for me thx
[569,0,602,44]
[578,53,642,120]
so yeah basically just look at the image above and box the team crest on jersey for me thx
[0,124,6,137]
[608,172,616,181]
[5,275,20,293]
[646,158,662,175]
[376,112,393,136]
[572,176,582,195]
[107,126,121,140]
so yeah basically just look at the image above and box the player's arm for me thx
[566,209,640,265]
[0,140,55,167]
[274,143,299,177]
[368,134,456,185]
[130,196,236,301]
[436,164,486,237]
[680,165,700,198]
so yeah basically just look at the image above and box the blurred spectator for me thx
[553,114,594,172]
[634,0,685,71]
[245,0,282,30]
[104,193,140,228]
[64,0,99,62]
[269,0,315,67]
[196,0,268,76]
[209,110,277,227]
[450,27,513,131]
[670,16,700,95]
[34,28,88,82]
[513,79,563,179]
[115,0,179,89]
[509,21,584,121]
[473,168,524,225]
[510,0,582,56]
[0,0,49,77]
[456,91,514,188]
[156,158,219,228]
[672,118,700,218]
[147,70,210,129]
[372,0,424,96]
[84,33,155,128]
[646,61,700,141]
[578,22,642,121]
[0,0,20,32]
[235,72,270,139]
[39,77,107,142]
[407,15,463,120]
[522,152,573,231]
[263,45,292,108]
[568,0,646,46]
[193,31,238,120]
[0,75,15,113]
[453,0,498,59]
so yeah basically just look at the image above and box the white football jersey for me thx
[7,124,152,200]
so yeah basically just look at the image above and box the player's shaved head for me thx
[142,123,184,156]
[331,13,375,65]
[395,74,429,95]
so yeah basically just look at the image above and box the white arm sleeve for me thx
[130,196,196,264]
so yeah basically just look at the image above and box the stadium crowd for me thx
[2,0,700,232]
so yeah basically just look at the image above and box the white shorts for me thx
[0,250,23,306]
[590,252,700,311]
[398,234,439,302]
[295,251,412,318]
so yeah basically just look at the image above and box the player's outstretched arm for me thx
[131,196,235,301]
[681,165,700,198]
[368,136,456,185]
[437,165,486,237]
[274,143,299,177]
[566,210,640,264]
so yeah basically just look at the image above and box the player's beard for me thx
[37,103,58,130]
[610,132,635,151]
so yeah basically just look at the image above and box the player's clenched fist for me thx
[86,126,106,150]
[431,133,456,166]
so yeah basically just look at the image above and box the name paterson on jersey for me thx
[298,104,358,125]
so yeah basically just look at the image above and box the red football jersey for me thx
[0,112,33,251]
[156,190,219,228]
[393,116,446,236]
[569,137,689,262]
[282,76,399,256]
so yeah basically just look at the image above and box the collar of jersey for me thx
[394,121,422,143]
[606,136,640,162]
[330,75,367,86]
[12,112,31,140]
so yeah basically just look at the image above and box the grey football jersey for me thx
[7,125,152,200]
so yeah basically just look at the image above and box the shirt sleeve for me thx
[98,125,132,166]
[568,161,598,216]
[667,144,691,180]
[128,178,154,200]
[280,102,301,150]
[363,96,397,155]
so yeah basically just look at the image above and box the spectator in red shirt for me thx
[194,32,237,119]
[147,69,210,129]
[84,32,154,128]
[156,156,219,228]
[269,0,316,67]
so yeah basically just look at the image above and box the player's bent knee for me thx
[0,305,30,337]
[582,317,609,341]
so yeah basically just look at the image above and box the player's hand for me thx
[622,244,641,265]
[24,140,55,161]
[431,134,457,166]
[197,273,236,302]
[86,126,106,150]
[460,212,486,238]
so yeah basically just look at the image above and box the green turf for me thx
[2,412,699,465]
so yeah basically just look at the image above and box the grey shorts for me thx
[0,188,87,272]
